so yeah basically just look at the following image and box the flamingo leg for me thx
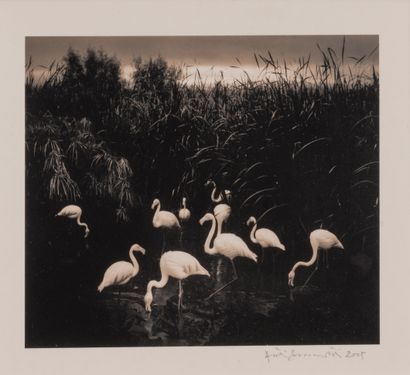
[206,259,238,300]
[179,228,183,244]
[216,258,223,283]
[177,312,184,337]
[178,280,184,313]
[302,257,320,288]
[231,259,238,280]
[272,252,277,289]
[276,253,284,289]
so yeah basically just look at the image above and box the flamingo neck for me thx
[291,243,319,273]
[250,221,258,244]
[147,274,169,295]
[129,249,140,276]
[145,273,170,311]
[216,215,223,236]
[153,202,161,222]
[182,200,186,209]
[211,187,222,203]
[204,216,218,255]
[76,213,89,233]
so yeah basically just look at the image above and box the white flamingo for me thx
[199,213,257,299]
[98,244,145,301]
[178,197,191,246]
[178,197,191,223]
[205,180,232,234]
[152,198,181,253]
[55,204,90,238]
[288,229,344,287]
[246,216,285,263]
[144,251,210,313]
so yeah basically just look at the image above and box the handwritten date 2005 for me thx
[265,347,366,362]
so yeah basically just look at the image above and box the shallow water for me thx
[26,222,378,347]
[25,209,379,347]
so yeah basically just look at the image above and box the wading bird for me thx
[205,180,232,234]
[288,229,344,287]
[152,198,181,253]
[178,197,191,246]
[55,204,90,238]
[178,197,191,223]
[199,213,257,299]
[144,251,210,314]
[98,244,145,301]
[246,216,285,262]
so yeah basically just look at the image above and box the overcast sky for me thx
[26,35,378,83]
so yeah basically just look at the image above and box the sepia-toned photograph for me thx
[25,35,379,348]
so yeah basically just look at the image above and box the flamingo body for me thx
[160,251,209,280]
[213,203,231,220]
[153,211,181,229]
[144,250,210,312]
[254,228,285,249]
[98,262,136,289]
[98,244,145,292]
[310,229,343,250]
[56,204,81,219]
[178,209,191,222]
[213,233,257,261]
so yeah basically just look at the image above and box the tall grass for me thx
[25,45,378,252]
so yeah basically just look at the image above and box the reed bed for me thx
[26,46,378,254]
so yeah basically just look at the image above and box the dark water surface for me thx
[26,204,379,347]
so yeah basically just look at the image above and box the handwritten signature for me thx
[264,347,366,362]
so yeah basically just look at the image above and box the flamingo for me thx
[246,216,285,263]
[288,229,344,287]
[178,197,191,223]
[178,197,191,246]
[199,213,257,299]
[55,204,90,238]
[98,244,145,305]
[144,250,210,313]
[205,179,232,235]
[152,199,181,253]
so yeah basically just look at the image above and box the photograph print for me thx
[25,35,379,347]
